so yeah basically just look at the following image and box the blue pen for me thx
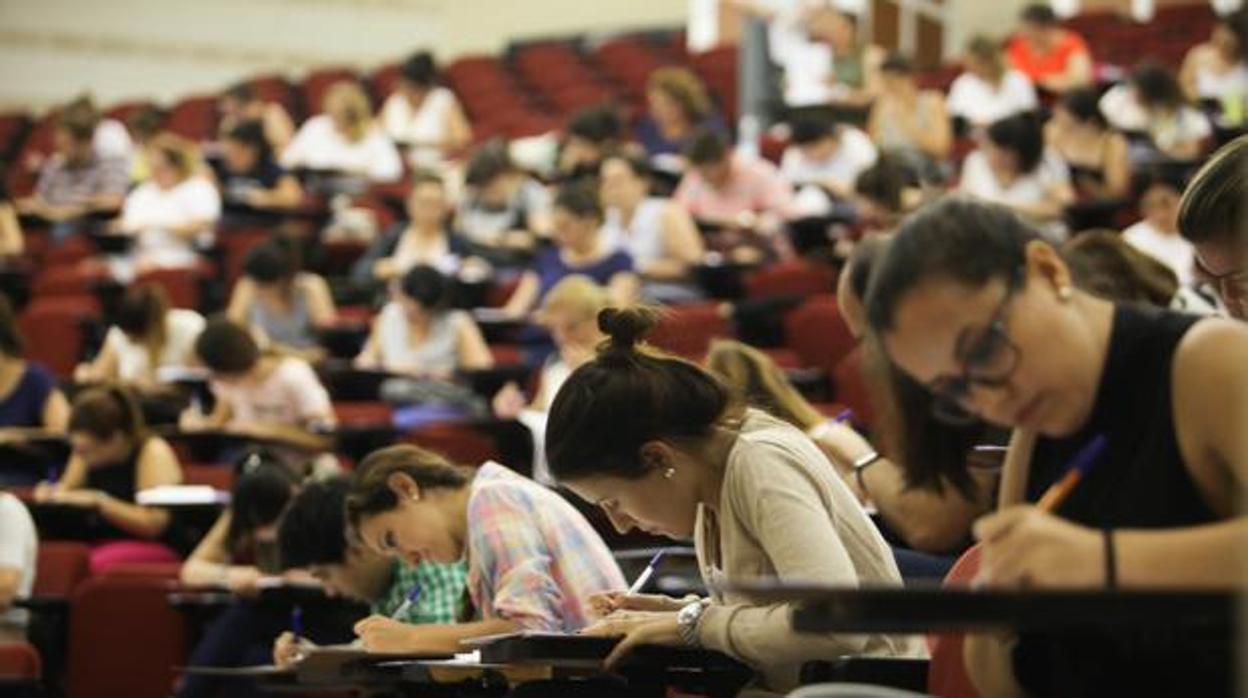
[390,585,422,620]
[291,605,303,640]
[628,550,667,594]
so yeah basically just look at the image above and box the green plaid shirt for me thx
[372,559,468,624]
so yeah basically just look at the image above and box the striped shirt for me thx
[465,461,625,631]
[35,153,129,207]
[372,559,468,625]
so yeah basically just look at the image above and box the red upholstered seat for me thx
[19,295,101,377]
[926,544,985,698]
[33,541,92,599]
[647,302,732,361]
[67,575,189,698]
[0,642,41,682]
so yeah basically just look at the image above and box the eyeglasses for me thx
[1193,250,1248,308]
[927,282,1023,426]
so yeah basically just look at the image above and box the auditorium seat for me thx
[832,347,876,430]
[34,542,92,599]
[135,261,215,310]
[925,545,984,698]
[67,575,189,698]
[166,95,220,141]
[182,463,236,491]
[783,295,857,380]
[405,422,501,467]
[300,67,359,114]
[19,295,102,377]
[743,259,836,300]
[0,642,42,695]
[648,302,731,360]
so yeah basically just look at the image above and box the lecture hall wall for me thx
[0,0,1216,113]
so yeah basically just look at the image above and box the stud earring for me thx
[663,467,676,480]
[1058,285,1073,300]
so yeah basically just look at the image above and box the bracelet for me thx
[1103,528,1117,588]
[852,451,882,494]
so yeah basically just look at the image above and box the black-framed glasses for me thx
[927,281,1023,426]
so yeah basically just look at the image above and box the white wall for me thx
[0,0,688,113]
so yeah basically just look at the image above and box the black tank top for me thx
[1018,303,1231,698]
[84,441,143,542]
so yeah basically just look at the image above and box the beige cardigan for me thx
[694,410,927,693]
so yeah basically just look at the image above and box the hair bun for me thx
[597,306,660,351]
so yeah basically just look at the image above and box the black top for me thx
[1018,303,1230,698]
[83,441,144,542]
[211,157,287,223]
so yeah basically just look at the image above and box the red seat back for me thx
[67,575,188,698]
[33,541,92,598]
[134,263,212,310]
[832,347,876,430]
[19,295,101,377]
[647,303,732,360]
[182,463,236,491]
[744,260,837,300]
[927,544,984,698]
[783,295,857,377]
[0,642,41,680]
[404,423,500,467]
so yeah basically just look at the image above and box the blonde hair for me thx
[324,81,374,142]
[148,132,201,181]
[646,67,713,124]
[538,275,609,325]
[704,339,825,432]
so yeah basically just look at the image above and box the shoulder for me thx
[22,361,55,390]
[296,272,330,295]
[0,492,34,529]
[275,356,320,383]
[169,308,206,333]
[139,435,178,464]
[1173,318,1248,383]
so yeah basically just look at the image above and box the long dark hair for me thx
[68,384,149,446]
[226,449,299,553]
[546,306,731,481]
[863,197,1039,493]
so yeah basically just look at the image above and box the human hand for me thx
[580,611,682,669]
[973,505,1106,588]
[492,382,526,419]
[353,615,422,653]
[588,591,692,618]
[273,631,315,668]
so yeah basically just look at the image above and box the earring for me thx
[1058,285,1073,301]
[663,467,676,480]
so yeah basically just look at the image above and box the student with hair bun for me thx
[544,306,924,694]
[34,385,183,572]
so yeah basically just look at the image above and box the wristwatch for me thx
[676,600,705,647]
[852,450,883,494]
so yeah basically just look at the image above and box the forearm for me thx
[241,422,333,452]
[97,496,170,538]
[1114,519,1248,589]
[640,258,692,281]
[399,618,518,654]
[180,559,244,587]
[864,462,983,554]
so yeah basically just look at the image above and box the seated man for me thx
[0,492,37,643]
[674,128,797,262]
[18,104,128,242]
[272,477,468,665]
[1006,3,1093,94]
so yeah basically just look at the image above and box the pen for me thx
[833,408,854,424]
[390,585,422,620]
[1036,435,1108,512]
[627,550,666,594]
[291,605,303,640]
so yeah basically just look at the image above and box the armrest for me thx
[800,657,929,692]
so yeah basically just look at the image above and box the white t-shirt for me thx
[282,115,403,183]
[102,309,205,382]
[1123,220,1196,286]
[947,70,1038,127]
[780,127,879,192]
[1098,85,1212,153]
[0,493,37,632]
[94,119,135,162]
[381,88,458,168]
[959,149,1070,209]
[120,176,221,272]
[212,357,335,431]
